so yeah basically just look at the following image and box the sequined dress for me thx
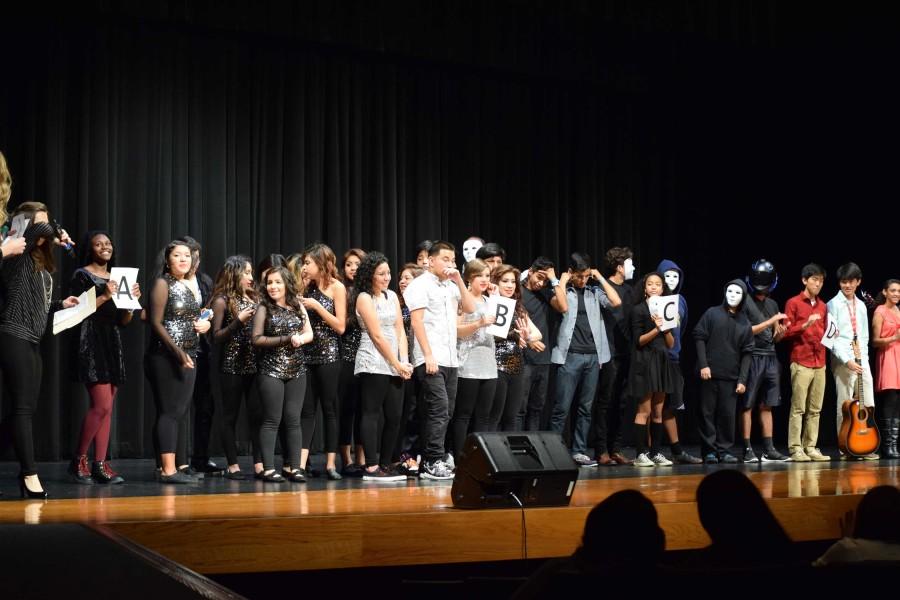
[219,296,258,376]
[256,304,307,380]
[151,274,200,358]
[304,286,340,365]
[495,330,524,375]
[354,290,400,376]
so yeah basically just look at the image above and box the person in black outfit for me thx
[592,246,636,465]
[146,240,211,484]
[252,266,313,483]
[210,255,258,480]
[693,279,755,463]
[0,202,79,498]
[68,230,140,485]
[520,257,565,431]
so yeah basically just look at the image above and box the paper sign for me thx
[2,215,29,245]
[109,268,142,310]
[648,294,680,332]
[821,319,839,351]
[486,295,518,338]
[53,287,97,335]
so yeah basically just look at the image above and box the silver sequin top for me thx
[457,298,497,380]
[304,286,341,365]
[257,305,307,380]
[221,297,258,375]
[355,290,400,376]
[154,274,200,358]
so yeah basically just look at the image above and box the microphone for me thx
[51,219,76,258]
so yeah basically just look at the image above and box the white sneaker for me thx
[421,460,455,480]
[634,453,655,467]
[649,452,673,466]
[444,453,456,471]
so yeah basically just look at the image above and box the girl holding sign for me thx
[629,272,680,467]
[490,264,541,431]
[0,202,79,498]
[68,231,141,485]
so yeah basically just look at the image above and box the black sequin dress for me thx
[70,268,127,384]
[304,286,340,365]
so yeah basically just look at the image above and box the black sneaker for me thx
[673,451,703,465]
[720,453,739,464]
[191,459,225,476]
[362,466,406,482]
[704,453,719,464]
[159,470,196,484]
[761,448,789,462]
[341,463,364,478]
[742,447,759,463]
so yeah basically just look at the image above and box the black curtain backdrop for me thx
[1,2,897,460]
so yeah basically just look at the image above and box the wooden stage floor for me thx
[1,457,897,574]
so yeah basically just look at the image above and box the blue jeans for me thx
[550,352,600,455]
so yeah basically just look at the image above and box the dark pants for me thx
[550,352,599,455]
[220,372,256,466]
[258,373,306,470]
[522,363,551,431]
[492,370,525,431]
[359,374,403,467]
[301,361,341,453]
[190,352,214,463]
[416,365,458,462]
[592,355,629,455]
[394,376,423,461]
[338,360,361,447]
[452,377,496,457]
[699,379,738,455]
[0,334,42,476]
[146,352,197,456]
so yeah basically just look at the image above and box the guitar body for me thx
[839,400,880,458]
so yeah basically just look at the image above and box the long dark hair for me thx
[153,240,194,280]
[211,255,258,316]
[259,265,304,314]
[874,279,900,307]
[78,230,116,269]
[636,271,665,304]
[12,201,55,273]
[348,251,389,329]
[491,263,527,322]
[301,242,339,293]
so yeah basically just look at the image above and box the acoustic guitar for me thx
[837,339,880,458]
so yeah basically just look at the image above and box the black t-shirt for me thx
[569,288,596,354]
[743,295,778,356]
[604,279,635,358]
[523,286,553,365]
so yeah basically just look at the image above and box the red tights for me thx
[77,383,117,459]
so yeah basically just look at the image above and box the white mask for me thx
[725,284,743,308]
[663,270,679,293]
[462,238,483,263]
[624,258,635,281]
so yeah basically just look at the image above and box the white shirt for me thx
[826,292,869,365]
[403,271,462,368]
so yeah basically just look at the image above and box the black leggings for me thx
[491,370,525,432]
[301,361,341,453]
[451,377,497,457]
[220,372,256,465]
[338,360,361,447]
[394,376,422,461]
[0,334,42,476]
[359,374,403,467]
[258,373,306,471]
[146,352,197,456]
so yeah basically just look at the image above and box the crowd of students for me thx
[3,151,900,496]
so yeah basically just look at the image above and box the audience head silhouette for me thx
[579,489,665,563]
[854,485,900,543]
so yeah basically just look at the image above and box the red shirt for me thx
[782,292,828,368]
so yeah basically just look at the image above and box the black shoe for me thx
[703,453,719,464]
[341,463,363,478]
[286,469,307,483]
[254,470,266,480]
[673,451,703,465]
[92,461,125,484]
[19,475,48,499]
[178,466,203,481]
[742,448,759,463]
[191,459,225,476]
[159,471,195,484]
[224,470,247,481]
[326,468,343,480]
[721,453,739,464]
[262,470,286,483]
[69,455,95,485]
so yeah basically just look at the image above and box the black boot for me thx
[889,418,900,459]
[92,460,125,484]
[69,455,94,485]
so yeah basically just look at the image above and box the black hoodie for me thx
[692,279,754,383]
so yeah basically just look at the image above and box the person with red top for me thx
[781,263,829,462]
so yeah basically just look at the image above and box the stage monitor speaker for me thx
[450,431,579,509]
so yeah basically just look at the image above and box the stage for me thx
[1,454,896,575]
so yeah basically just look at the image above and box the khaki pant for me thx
[788,363,826,452]
[832,360,875,437]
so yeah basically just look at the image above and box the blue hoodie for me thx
[656,259,687,362]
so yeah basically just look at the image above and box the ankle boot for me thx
[69,455,94,485]
[92,460,125,484]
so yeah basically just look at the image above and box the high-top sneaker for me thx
[68,455,94,485]
[92,461,125,484]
